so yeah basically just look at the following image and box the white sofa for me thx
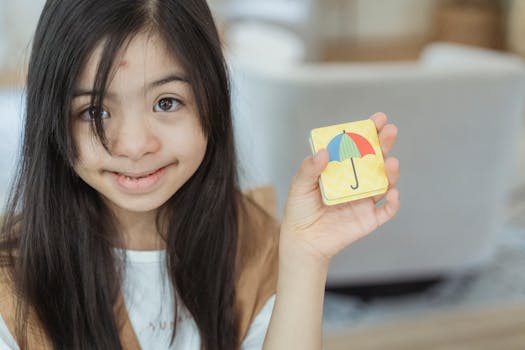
[230,43,525,285]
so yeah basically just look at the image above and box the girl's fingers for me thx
[372,157,399,203]
[371,112,388,131]
[289,149,329,196]
[385,157,400,187]
[378,123,398,156]
[370,112,397,156]
[374,187,400,226]
[370,113,399,204]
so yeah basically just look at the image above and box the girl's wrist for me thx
[278,229,331,275]
[277,245,329,295]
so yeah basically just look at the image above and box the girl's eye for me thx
[154,97,181,112]
[80,106,109,121]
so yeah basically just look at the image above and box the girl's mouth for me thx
[110,166,167,193]
[117,168,162,179]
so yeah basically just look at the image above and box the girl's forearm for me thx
[262,245,329,350]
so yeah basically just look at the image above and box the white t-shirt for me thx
[0,250,275,349]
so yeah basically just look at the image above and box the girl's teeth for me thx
[122,172,155,180]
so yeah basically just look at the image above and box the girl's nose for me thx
[109,117,161,161]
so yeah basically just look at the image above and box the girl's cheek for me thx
[75,136,106,167]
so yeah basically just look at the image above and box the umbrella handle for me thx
[351,158,359,190]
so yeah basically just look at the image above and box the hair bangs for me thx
[80,30,152,155]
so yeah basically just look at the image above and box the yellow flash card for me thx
[309,119,388,205]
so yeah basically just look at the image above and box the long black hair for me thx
[0,0,241,349]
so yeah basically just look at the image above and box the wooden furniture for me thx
[324,302,525,350]
[320,38,426,62]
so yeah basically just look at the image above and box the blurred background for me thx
[2,0,525,348]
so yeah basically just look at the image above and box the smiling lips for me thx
[110,166,168,193]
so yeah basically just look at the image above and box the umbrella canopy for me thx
[327,131,376,162]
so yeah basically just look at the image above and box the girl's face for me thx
[71,33,207,215]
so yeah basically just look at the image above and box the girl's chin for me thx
[102,195,169,215]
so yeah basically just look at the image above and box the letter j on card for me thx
[309,119,389,205]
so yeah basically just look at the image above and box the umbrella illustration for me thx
[326,130,376,190]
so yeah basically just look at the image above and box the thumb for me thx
[289,149,329,196]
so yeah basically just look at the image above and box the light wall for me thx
[0,0,46,69]
[0,0,440,69]
[213,0,438,41]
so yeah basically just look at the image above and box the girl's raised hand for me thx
[280,113,400,267]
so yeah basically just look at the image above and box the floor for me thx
[324,301,525,349]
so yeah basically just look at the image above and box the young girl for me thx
[0,0,400,349]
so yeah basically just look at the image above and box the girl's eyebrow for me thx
[149,74,188,89]
[72,73,188,98]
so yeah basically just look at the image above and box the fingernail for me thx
[313,150,323,162]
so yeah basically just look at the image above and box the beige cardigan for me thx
[0,187,279,349]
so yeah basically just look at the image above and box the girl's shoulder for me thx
[0,264,52,350]
[236,187,280,340]
[241,186,279,220]
[237,186,280,254]
[0,214,21,260]
[0,250,19,348]
[0,216,20,303]
[0,244,17,310]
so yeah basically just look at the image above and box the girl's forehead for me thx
[77,32,185,89]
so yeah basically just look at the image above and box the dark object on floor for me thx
[326,277,444,302]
